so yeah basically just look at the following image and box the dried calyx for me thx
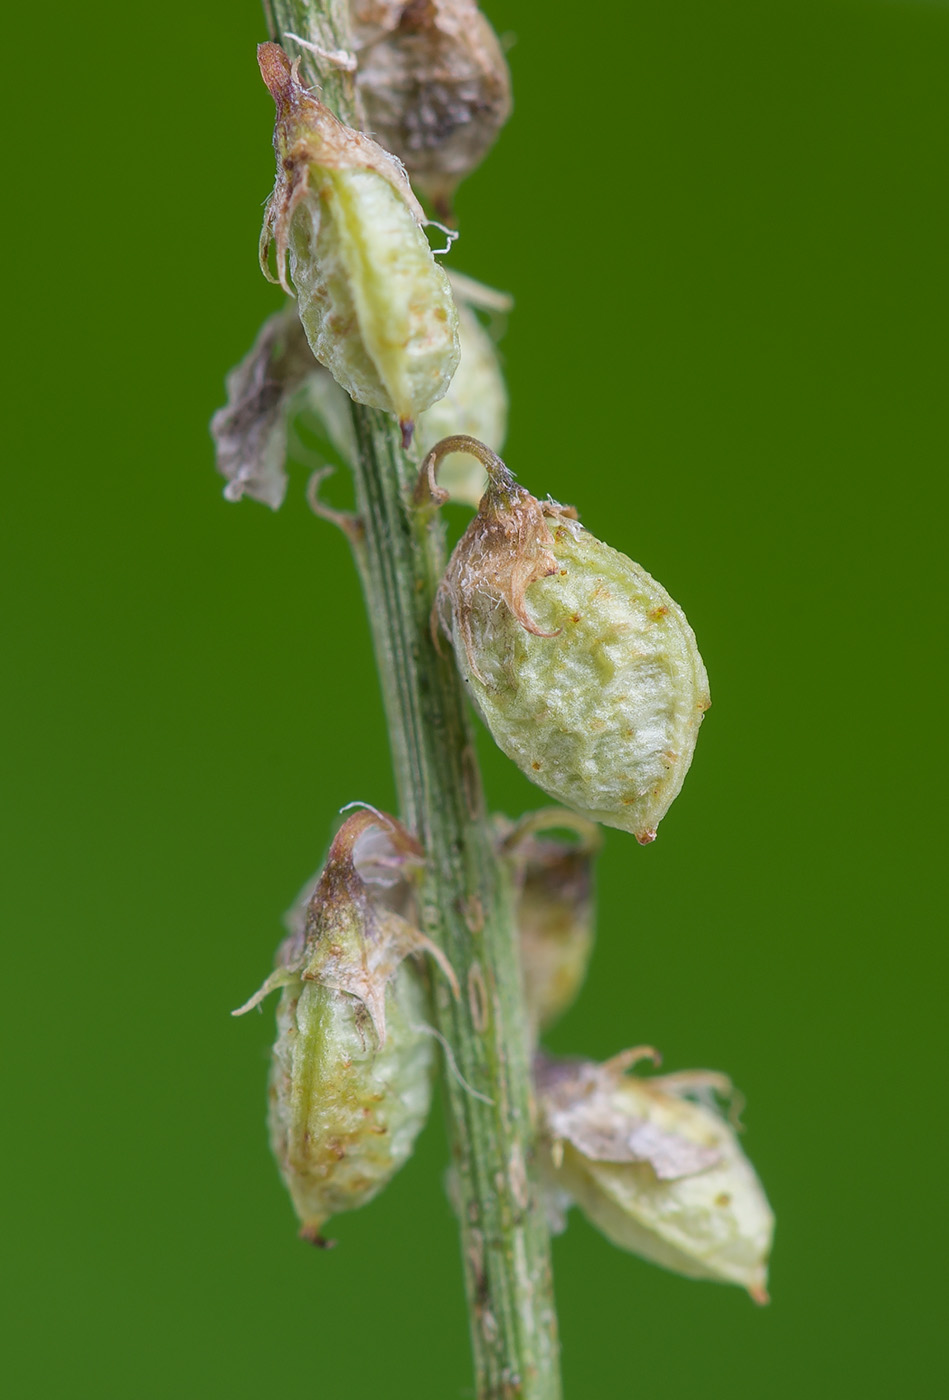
[498,808,601,1038]
[234,808,454,1243]
[258,42,460,443]
[536,1049,774,1302]
[351,1,512,215]
[424,438,710,843]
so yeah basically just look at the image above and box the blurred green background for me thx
[4,0,945,1394]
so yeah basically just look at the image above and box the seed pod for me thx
[210,301,320,509]
[429,439,710,843]
[258,43,460,443]
[352,1,512,212]
[416,273,510,505]
[536,1049,774,1301]
[234,809,453,1243]
[498,809,601,1037]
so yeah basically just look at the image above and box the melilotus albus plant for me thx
[216,6,774,1396]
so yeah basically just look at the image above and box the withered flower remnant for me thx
[234,808,453,1243]
[210,301,319,509]
[258,42,460,444]
[429,439,710,843]
[537,1050,774,1301]
[352,0,512,212]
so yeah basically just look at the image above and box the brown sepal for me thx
[299,809,456,1045]
[437,469,561,684]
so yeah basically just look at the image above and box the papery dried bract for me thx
[435,446,710,842]
[210,302,319,509]
[536,1051,774,1301]
[211,303,365,508]
[353,1,512,210]
[234,808,449,1242]
[258,42,460,437]
[499,809,601,1037]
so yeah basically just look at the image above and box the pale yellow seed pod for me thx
[352,1,512,213]
[258,43,460,442]
[416,273,510,505]
[234,809,454,1243]
[266,953,432,1243]
[427,440,710,843]
[498,809,601,1038]
[537,1050,774,1302]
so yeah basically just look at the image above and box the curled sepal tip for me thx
[422,438,562,683]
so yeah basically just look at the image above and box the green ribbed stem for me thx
[259,5,561,1396]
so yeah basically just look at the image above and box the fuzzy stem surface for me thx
[261,4,562,1396]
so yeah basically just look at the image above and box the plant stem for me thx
[260,4,561,1396]
[261,0,361,118]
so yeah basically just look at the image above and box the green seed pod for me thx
[213,269,508,512]
[416,273,510,506]
[210,301,320,509]
[498,809,601,1038]
[537,1049,774,1302]
[352,1,512,213]
[234,808,453,1243]
[428,439,710,843]
[258,43,460,443]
